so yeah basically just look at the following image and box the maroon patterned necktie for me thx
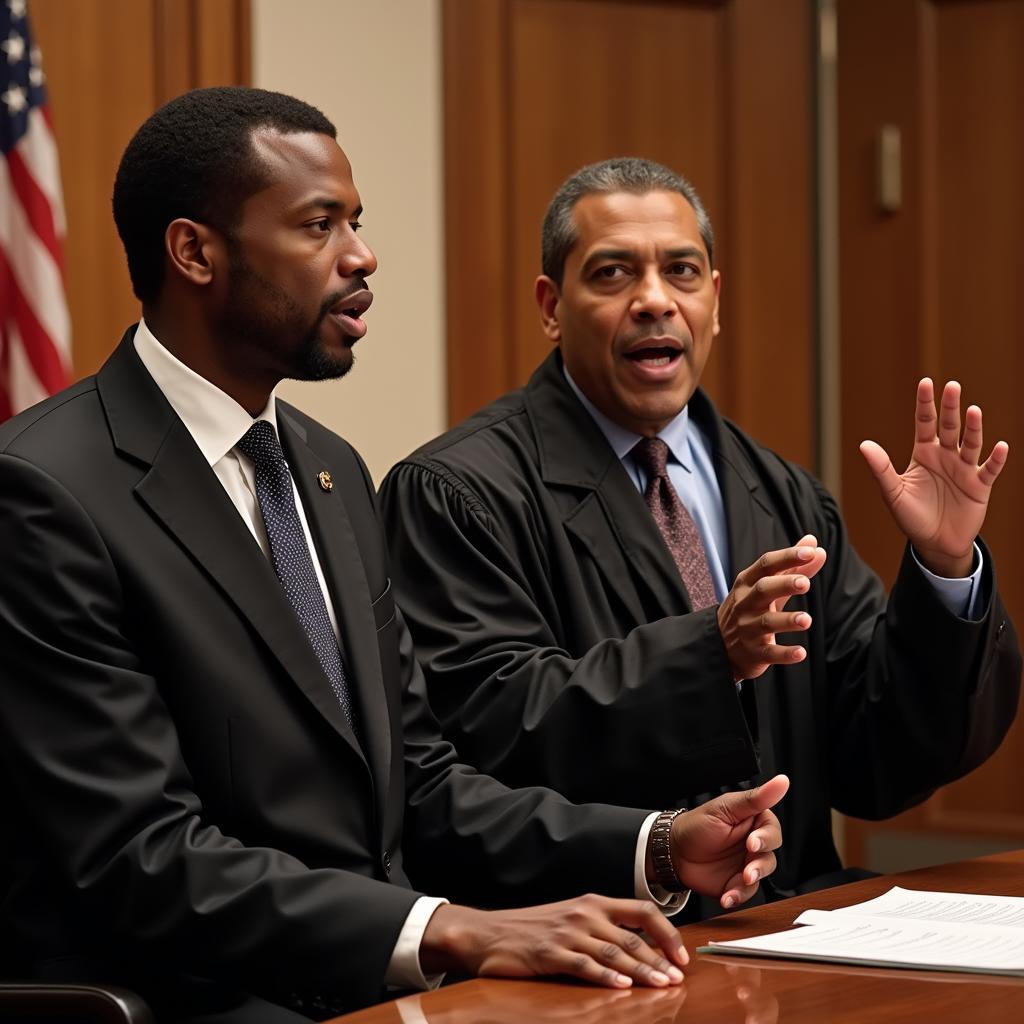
[632,437,717,610]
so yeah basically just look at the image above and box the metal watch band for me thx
[650,807,688,893]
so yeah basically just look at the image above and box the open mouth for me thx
[625,346,683,368]
[329,289,373,339]
[332,289,373,319]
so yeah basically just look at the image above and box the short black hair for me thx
[113,86,337,303]
[541,157,714,286]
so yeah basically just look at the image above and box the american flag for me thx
[0,0,70,421]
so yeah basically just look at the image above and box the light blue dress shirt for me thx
[562,366,984,620]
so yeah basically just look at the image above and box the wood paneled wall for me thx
[30,0,249,377]
[838,0,1024,865]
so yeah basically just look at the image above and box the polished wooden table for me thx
[329,850,1024,1022]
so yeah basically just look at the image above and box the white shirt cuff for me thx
[384,895,449,991]
[912,542,984,620]
[635,812,690,915]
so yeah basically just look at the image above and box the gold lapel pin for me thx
[317,470,333,492]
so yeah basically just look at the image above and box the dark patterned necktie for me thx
[237,420,354,726]
[632,436,717,610]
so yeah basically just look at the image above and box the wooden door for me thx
[29,0,249,378]
[444,0,817,466]
[837,0,1024,870]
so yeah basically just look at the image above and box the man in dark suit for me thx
[0,97,789,1022]
[380,157,1022,917]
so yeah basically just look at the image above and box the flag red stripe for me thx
[6,148,64,273]
[0,245,68,393]
[0,12,72,422]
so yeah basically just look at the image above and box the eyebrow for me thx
[581,245,707,274]
[296,198,363,218]
[664,246,707,265]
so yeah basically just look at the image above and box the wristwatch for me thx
[649,807,688,892]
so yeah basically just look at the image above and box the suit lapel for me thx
[527,353,691,621]
[278,411,391,814]
[97,331,365,762]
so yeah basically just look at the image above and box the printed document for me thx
[700,887,1024,975]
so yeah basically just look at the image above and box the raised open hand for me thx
[859,378,1008,578]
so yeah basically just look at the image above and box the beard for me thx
[218,247,354,383]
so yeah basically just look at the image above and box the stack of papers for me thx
[700,887,1024,976]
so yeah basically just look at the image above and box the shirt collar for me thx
[562,362,693,472]
[133,318,277,466]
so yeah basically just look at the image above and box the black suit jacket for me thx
[380,351,1021,897]
[0,331,648,1012]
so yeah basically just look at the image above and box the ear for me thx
[711,268,722,337]
[164,218,222,288]
[535,275,562,342]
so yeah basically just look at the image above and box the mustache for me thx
[317,283,368,318]
[313,290,353,325]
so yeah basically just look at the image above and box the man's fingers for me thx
[962,406,1008,488]
[718,775,790,821]
[915,376,936,444]
[938,380,962,449]
[752,573,811,604]
[859,440,902,503]
[748,817,784,855]
[739,543,819,584]
[756,610,812,635]
[721,849,779,909]
[540,905,687,988]
[744,850,778,887]
[603,899,688,969]
[743,810,783,865]
[721,872,759,909]
[797,546,827,582]
[979,440,1010,488]
[773,550,826,613]
[730,641,806,681]
[960,405,983,464]
[553,950,633,989]
[725,543,823,681]
[582,926,685,987]
[754,642,806,665]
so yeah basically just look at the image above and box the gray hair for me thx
[541,157,715,285]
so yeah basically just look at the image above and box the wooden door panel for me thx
[30,0,249,379]
[507,0,726,386]
[444,0,815,467]
[30,0,159,380]
[839,0,1024,865]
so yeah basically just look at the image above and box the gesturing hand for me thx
[421,896,688,990]
[670,774,789,909]
[717,537,827,682]
[860,378,1008,578]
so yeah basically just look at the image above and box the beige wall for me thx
[252,0,445,483]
